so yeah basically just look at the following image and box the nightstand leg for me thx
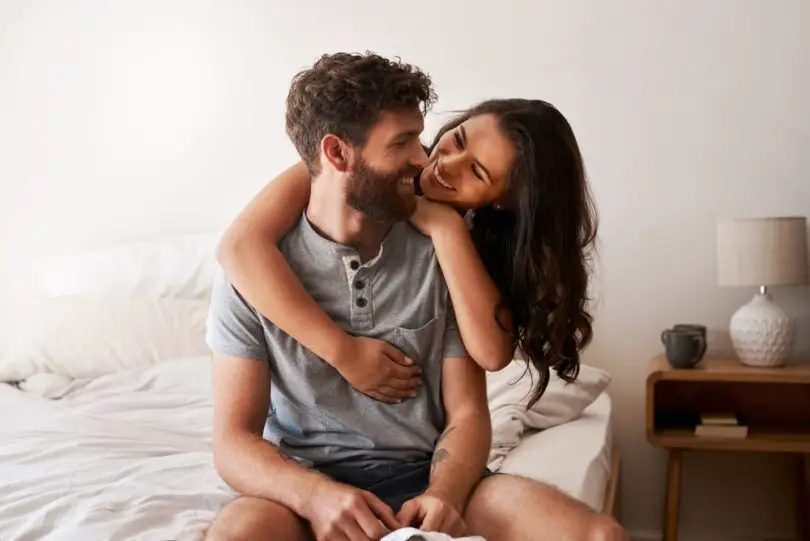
[664,449,682,541]
[797,453,809,541]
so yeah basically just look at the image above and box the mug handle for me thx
[661,330,669,345]
[696,334,707,359]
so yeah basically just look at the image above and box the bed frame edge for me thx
[600,446,622,523]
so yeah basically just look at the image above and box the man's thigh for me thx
[205,496,313,541]
[464,474,626,541]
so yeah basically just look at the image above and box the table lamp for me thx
[716,216,809,367]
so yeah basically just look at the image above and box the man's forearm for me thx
[426,411,493,513]
[214,432,328,516]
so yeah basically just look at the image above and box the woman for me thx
[217,98,598,408]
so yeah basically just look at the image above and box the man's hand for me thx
[396,492,467,537]
[303,480,402,541]
[332,335,422,404]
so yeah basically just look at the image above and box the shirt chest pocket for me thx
[389,316,444,369]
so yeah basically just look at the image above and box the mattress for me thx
[0,358,613,540]
[499,392,613,512]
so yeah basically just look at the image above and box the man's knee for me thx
[586,515,628,541]
[205,519,252,541]
[205,496,310,541]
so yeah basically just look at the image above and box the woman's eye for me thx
[453,132,463,149]
[471,165,484,181]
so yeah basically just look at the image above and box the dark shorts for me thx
[315,460,497,513]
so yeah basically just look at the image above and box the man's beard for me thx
[345,157,419,222]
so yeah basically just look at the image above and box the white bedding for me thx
[0,358,612,540]
[0,358,231,541]
[500,392,613,511]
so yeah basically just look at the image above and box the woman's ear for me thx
[493,188,516,211]
[321,134,350,173]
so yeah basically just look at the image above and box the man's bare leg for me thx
[205,496,314,541]
[464,475,627,541]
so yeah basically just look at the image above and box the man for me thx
[205,52,626,541]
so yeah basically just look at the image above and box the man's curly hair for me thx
[286,52,437,174]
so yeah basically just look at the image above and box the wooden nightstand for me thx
[646,355,810,541]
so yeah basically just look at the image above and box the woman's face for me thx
[418,113,516,210]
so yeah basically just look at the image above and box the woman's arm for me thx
[216,162,342,361]
[409,200,514,371]
[216,162,421,402]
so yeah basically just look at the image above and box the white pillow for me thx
[487,360,611,427]
[33,233,221,300]
[0,295,210,382]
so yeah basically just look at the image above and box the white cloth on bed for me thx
[0,357,232,541]
[383,527,485,541]
[485,362,610,471]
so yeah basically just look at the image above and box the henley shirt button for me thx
[354,280,365,290]
[356,297,367,308]
[350,260,360,270]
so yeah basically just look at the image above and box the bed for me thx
[0,233,619,540]
[501,392,616,513]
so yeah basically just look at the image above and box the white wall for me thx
[1,1,809,539]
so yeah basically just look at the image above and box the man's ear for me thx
[321,134,351,173]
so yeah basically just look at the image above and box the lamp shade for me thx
[717,217,809,287]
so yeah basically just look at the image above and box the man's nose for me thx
[411,144,429,168]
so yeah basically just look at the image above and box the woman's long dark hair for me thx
[430,99,598,408]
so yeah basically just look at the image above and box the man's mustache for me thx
[393,166,422,182]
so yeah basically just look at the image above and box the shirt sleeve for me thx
[442,298,469,359]
[205,270,270,362]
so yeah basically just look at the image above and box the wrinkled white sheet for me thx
[0,357,232,541]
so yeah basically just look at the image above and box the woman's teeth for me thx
[433,163,454,191]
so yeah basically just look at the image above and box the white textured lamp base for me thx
[730,293,793,367]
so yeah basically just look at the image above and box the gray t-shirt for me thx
[206,213,467,468]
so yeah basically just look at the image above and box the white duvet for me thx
[0,357,232,541]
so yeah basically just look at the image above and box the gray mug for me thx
[661,328,706,368]
[672,324,707,359]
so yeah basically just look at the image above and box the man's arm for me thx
[206,273,326,513]
[210,351,326,516]
[206,274,402,538]
[425,354,492,513]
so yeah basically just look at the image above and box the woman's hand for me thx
[332,335,423,404]
[408,197,464,238]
